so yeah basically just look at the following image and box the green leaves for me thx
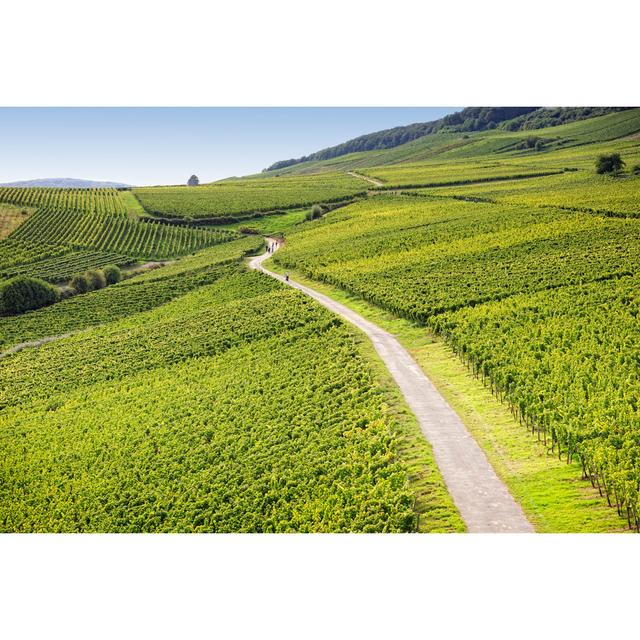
[133,173,367,220]
[0,269,417,533]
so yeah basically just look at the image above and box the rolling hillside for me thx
[2,107,640,533]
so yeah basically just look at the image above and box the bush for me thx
[631,164,640,175]
[85,269,107,290]
[103,264,122,285]
[70,273,91,294]
[535,139,545,151]
[305,204,324,221]
[596,153,625,174]
[0,276,59,315]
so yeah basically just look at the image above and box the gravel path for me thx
[249,245,534,533]
[347,171,385,187]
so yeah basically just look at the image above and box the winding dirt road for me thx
[347,171,385,187]
[249,245,533,533]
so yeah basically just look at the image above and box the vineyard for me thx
[0,262,460,532]
[11,207,235,259]
[361,161,565,189]
[0,237,262,349]
[418,169,640,218]
[274,188,640,528]
[0,187,127,216]
[0,194,238,283]
[2,106,640,533]
[275,196,640,320]
[432,275,640,529]
[133,172,367,220]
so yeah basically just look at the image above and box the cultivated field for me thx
[2,107,639,532]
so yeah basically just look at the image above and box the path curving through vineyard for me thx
[249,244,534,533]
[347,171,385,187]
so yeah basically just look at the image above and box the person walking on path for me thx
[285,272,290,282]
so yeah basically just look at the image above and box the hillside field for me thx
[2,107,639,532]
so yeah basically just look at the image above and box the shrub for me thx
[631,164,640,175]
[0,276,59,315]
[535,139,545,151]
[103,264,122,285]
[85,269,107,290]
[305,204,324,221]
[70,273,91,294]
[596,153,625,174]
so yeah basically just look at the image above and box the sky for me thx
[0,108,458,186]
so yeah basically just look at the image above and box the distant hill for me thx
[0,178,131,189]
[264,107,629,172]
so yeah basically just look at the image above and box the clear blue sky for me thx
[0,108,458,186]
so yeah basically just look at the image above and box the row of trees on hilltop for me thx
[264,107,632,172]
[264,108,539,171]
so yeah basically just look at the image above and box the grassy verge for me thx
[264,258,627,533]
[121,191,148,218]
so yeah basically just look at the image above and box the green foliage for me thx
[264,109,640,176]
[9,206,235,260]
[70,273,90,294]
[187,175,199,186]
[362,161,562,189]
[85,268,107,290]
[0,186,238,286]
[0,275,58,315]
[0,237,262,350]
[275,189,640,529]
[499,107,627,132]
[432,275,640,527]
[275,197,639,320]
[305,204,324,221]
[102,264,122,285]
[595,153,625,174]
[0,270,420,532]
[266,108,539,171]
[0,187,127,216]
[133,173,366,220]
[420,167,640,218]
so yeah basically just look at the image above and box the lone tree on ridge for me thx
[187,175,200,186]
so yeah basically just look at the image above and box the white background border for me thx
[1,1,639,637]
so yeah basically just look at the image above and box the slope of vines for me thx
[0,237,262,349]
[432,275,640,528]
[133,173,366,220]
[10,207,235,260]
[0,269,431,533]
[0,187,127,216]
[275,193,640,529]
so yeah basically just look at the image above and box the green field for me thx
[133,173,366,220]
[0,237,263,349]
[0,189,238,284]
[273,117,640,529]
[3,107,640,532]
[0,253,460,532]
